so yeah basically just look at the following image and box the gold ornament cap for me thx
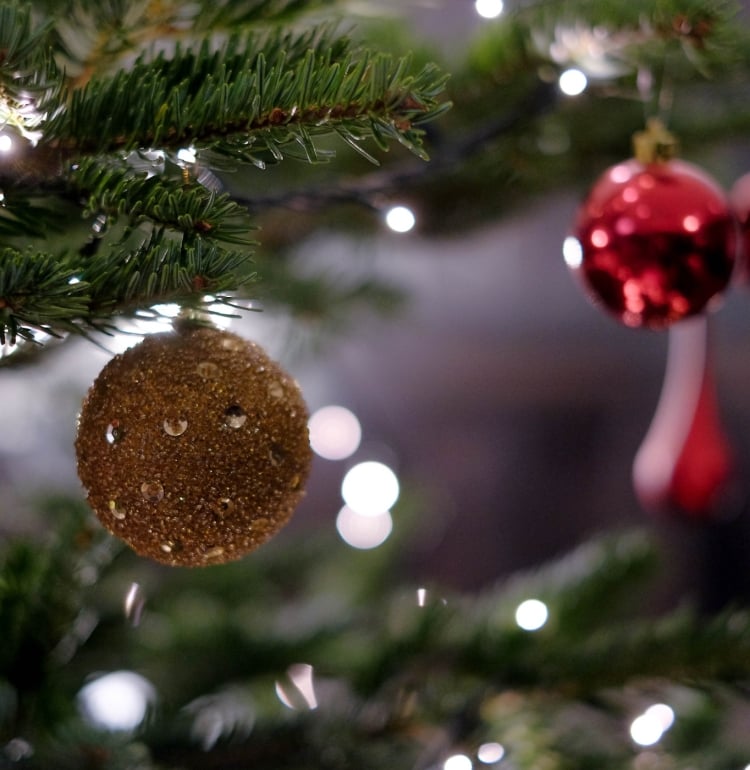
[632,118,679,164]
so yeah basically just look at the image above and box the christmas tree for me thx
[3,0,750,767]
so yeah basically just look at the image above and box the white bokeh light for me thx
[559,68,588,96]
[474,0,504,19]
[78,671,156,731]
[562,236,583,269]
[630,714,662,746]
[385,205,416,233]
[444,754,473,770]
[341,461,399,516]
[0,134,13,153]
[515,599,549,631]
[275,663,318,711]
[308,405,362,460]
[336,506,393,550]
[630,703,675,746]
[645,703,675,731]
[477,742,505,764]
[177,145,197,164]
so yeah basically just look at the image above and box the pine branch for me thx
[0,3,63,142]
[0,247,88,344]
[0,232,254,344]
[51,0,341,85]
[70,158,257,246]
[0,498,115,738]
[42,30,449,164]
[81,231,255,320]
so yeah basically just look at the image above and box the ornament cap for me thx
[632,118,679,163]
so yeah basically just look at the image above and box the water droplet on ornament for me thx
[196,361,220,379]
[269,445,285,466]
[268,381,284,399]
[203,546,225,560]
[221,336,245,352]
[224,404,247,428]
[211,497,235,515]
[141,481,164,502]
[163,417,188,436]
[108,500,126,520]
[106,421,124,445]
[160,541,174,553]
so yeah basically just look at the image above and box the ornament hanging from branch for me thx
[75,323,312,566]
[633,317,738,520]
[565,119,737,329]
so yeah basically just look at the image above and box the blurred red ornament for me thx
[566,157,737,328]
[633,317,737,520]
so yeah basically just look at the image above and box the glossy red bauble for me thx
[567,158,737,328]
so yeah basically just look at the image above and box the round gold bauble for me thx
[75,324,312,566]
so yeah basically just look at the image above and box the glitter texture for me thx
[75,325,312,567]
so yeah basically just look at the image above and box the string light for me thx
[630,703,675,747]
[474,0,504,19]
[177,145,197,164]
[78,671,156,731]
[562,236,583,269]
[384,204,416,233]
[308,405,362,460]
[558,68,588,96]
[336,506,393,550]
[341,460,400,515]
[444,754,473,770]
[515,599,549,631]
[477,743,505,764]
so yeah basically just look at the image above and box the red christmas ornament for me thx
[633,317,736,519]
[566,122,737,328]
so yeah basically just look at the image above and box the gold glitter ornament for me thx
[75,324,312,566]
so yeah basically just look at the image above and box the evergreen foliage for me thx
[0,1,449,346]
[2,508,750,769]
[2,0,749,349]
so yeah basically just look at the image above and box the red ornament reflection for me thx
[568,159,737,328]
[633,317,736,520]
